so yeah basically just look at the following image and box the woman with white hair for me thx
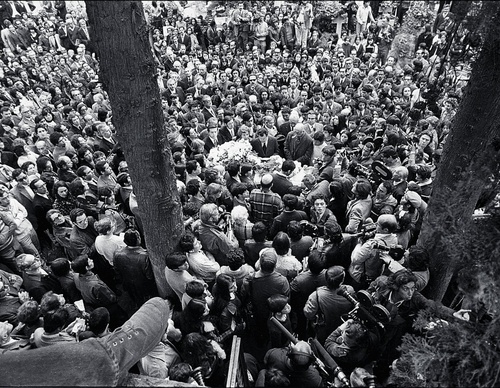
[230,205,253,247]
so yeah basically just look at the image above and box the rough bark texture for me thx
[417,1,500,301]
[85,1,183,297]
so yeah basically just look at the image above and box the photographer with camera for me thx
[324,317,381,375]
[349,214,400,290]
[303,266,353,345]
[345,178,373,234]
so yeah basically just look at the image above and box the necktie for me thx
[262,143,267,154]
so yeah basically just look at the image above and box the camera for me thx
[300,220,324,238]
[338,287,391,330]
[372,243,405,261]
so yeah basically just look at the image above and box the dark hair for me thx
[21,160,35,173]
[179,299,206,335]
[407,246,430,271]
[49,131,63,146]
[308,250,325,274]
[203,168,219,184]
[416,164,432,180]
[95,160,107,175]
[68,178,86,196]
[387,269,418,291]
[287,220,303,241]
[354,178,372,199]
[272,232,290,256]
[69,208,85,222]
[325,266,345,289]
[282,193,298,210]
[166,253,187,270]
[376,178,392,195]
[169,363,193,383]
[227,248,245,270]
[226,160,240,177]
[251,222,267,242]
[185,179,201,196]
[267,294,288,313]
[179,233,196,252]
[265,367,290,386]
[29,178,42,192]
[181,333,217,376]
[17,300,40,325]
[36,156,52,174]
[230,182,248,197]
[185,280,205,298]
[213,273,233,302]
[123,229,141,246]
[43,308,69,333]
[88,307,110,335]
[40,291,63,316]
[71,255,90,274]
[186,159,198,174]
[50,258,71,277]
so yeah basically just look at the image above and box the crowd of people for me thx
[0,1,484,387]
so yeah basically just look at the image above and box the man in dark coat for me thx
[250,127,279,158]
[284,123,314,166]
[30,178,53,249]
[10,169,37,230]
[240,249,290,347]
[113,230,158,312]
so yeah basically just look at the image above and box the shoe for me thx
[103,297,170,373]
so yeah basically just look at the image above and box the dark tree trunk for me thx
[85,1,183,297]
[418,1,500,301]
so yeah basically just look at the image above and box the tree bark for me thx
[85,1,183,297]
[418,1,500,301]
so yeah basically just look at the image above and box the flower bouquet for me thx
[207,141,259,166]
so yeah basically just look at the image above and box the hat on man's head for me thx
[260,248,278,267]
[405,190,423,208]
[261,174,273,186]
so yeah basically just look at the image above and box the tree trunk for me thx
[85,1,183,298]
[418,1,500,301]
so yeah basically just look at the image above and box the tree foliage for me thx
[391,218,500,386]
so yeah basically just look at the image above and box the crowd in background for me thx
[0,1,485,387]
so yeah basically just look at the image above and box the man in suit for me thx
[201,95,217,123]
[271,159,296,198]
[178,67,195,92]
[162,78,185,105]
[10,169,37,231]
[203,122,224,155]
[250,127,279,158]
[30,178,53,249]
[177,26,191,53]
[219,116,236,144]
[186,75,211,99]
[284,123,314,166]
